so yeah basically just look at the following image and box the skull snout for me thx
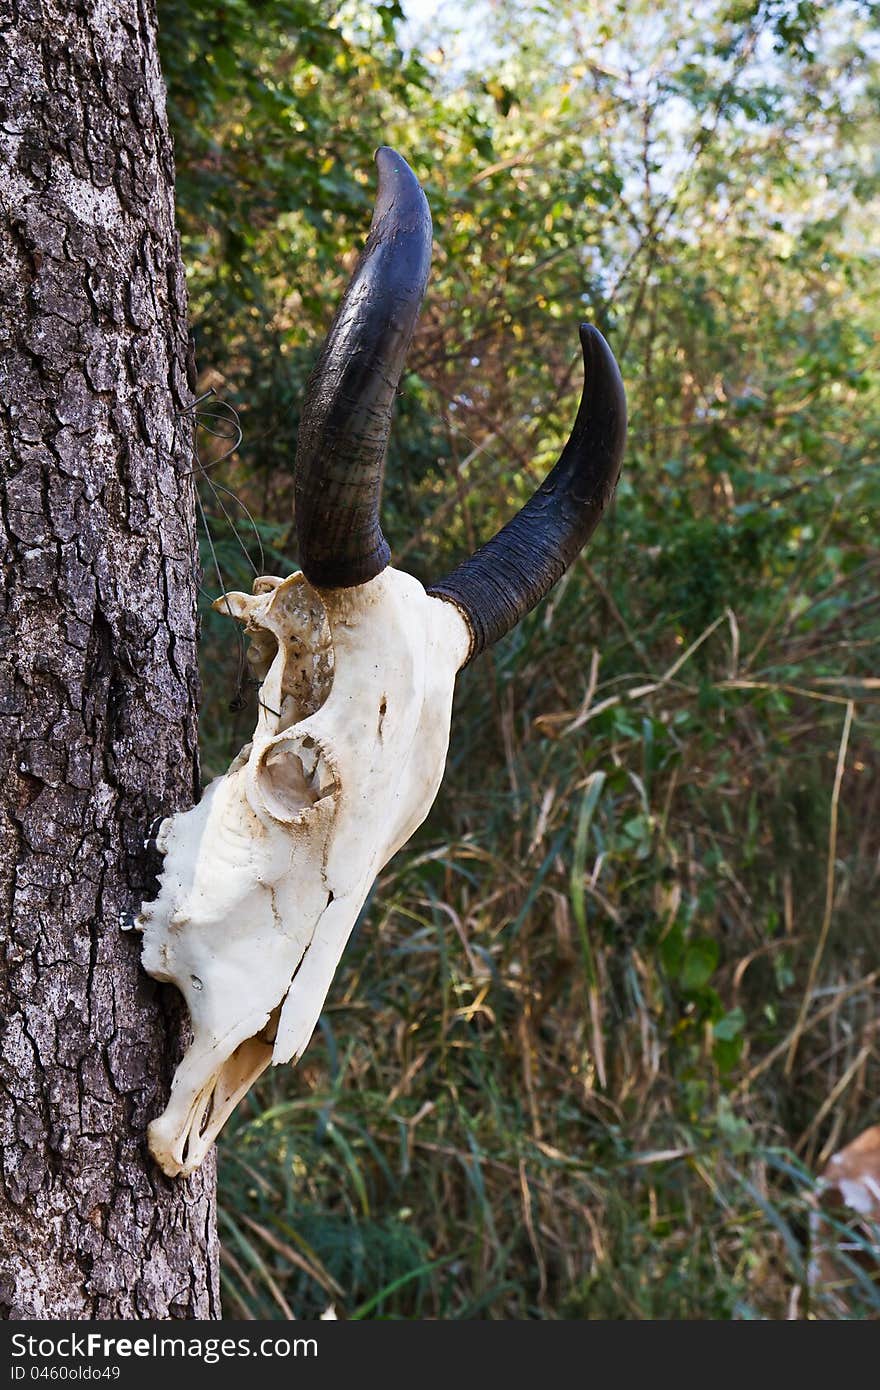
[148,1016,279,1178]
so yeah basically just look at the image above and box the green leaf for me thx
[680,938,720,992]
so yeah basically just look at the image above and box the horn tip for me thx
[373,147,430,224]
[578,322,626,400]
[579,321,607,354]
[374,145,414,183]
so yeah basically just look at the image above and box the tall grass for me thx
[204,531,878,1319]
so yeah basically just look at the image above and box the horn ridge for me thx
[428,324,626,661]
[294,147,433,589]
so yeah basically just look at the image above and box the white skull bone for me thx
[138,567,470,1176]
[135,147,625,1177]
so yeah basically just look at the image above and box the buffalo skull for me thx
[136,148,627,1177]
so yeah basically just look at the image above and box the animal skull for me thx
[137,148,627,1177]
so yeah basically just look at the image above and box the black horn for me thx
[294,147,432,588]
[428,324,626,661]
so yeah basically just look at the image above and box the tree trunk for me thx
[0,0,219,1318]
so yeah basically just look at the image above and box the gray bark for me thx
[0,0,220,1318]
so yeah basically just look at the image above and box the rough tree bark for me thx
[0,0,220,1317]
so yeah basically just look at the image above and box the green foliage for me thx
[159,0,880,1320]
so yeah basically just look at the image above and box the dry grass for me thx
[210,557,880,1319]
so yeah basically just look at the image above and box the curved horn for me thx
[428,324,626,661]
[294,147,432,589]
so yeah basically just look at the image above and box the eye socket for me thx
[255,734,338,823]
